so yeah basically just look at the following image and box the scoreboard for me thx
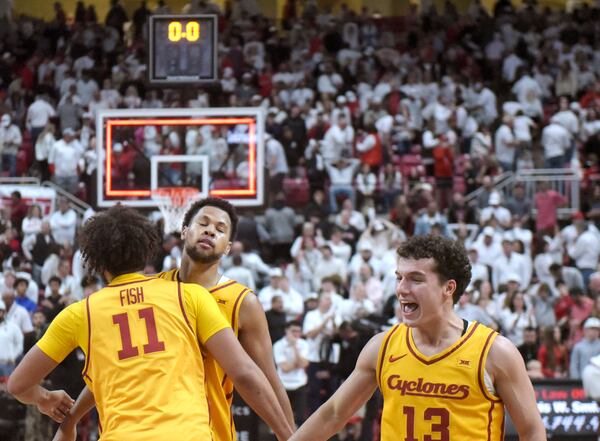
[148,14,218,84]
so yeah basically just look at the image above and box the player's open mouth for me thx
[401,302,419,314]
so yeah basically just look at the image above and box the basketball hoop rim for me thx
[151,187,200,207]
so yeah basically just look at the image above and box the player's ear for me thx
[180,225,188,239]
[444,279,457,300]
[225,241,231,255]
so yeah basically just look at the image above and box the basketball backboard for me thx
[96,107,265,208]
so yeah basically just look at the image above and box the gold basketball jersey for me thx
[82,275,213,441]
[159,269,251,441]
[377,322,505,441]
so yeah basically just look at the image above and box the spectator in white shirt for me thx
[348,242,382,285]
[326,228,352,263]
[2,290,33,336]
[568,219,600,287]
[48,127,83,194]
[220,241,270,284]
[313,244,347,291]
[541,121,571,169]
[223,255,256,292]
[317,62,343,96]
[302,292,340,412]
[77,70,100,107]
[511,69,543,118]
[273,320,309,425]
[480,192,512,229]
[73,50,95,78]
[354,163,377,210]
[258,267,283,310]
[473,226,503,267]
[325,155,360,213]
[340,282,376,322]
[321,115,354,161]
[49,197,77,247]
[26,95,56,144]
[472,82,498,126]
[494,115,517,171]
[467,247,489,287]
[493,235,532,291]
[0,299,23,376]
[0,113,22,176]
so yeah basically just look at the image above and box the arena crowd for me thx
[0,0,600,439]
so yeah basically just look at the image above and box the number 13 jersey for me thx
[377,322,505,441]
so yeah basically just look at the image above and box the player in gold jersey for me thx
[51,198,294,441]
[291,235,546,441]
[7,205,293,441]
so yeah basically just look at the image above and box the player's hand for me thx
[38,389,75,423]
[52,422,77,441]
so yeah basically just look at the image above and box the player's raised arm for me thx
[289,332,383,441]
[238,292,296,429]
[488,335,547,441]
[205,328,294,440]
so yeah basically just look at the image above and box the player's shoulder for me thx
[486,333,525,377]
[357,331,390,371]
[209,275,252,299]
[155,268,179,282]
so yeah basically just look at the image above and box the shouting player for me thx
[290,235,546,441]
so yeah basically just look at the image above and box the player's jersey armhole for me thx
[177,280,194,332]
[376,324,400,390]
[231,287,251,335]
[478,329,502,402]
[81,296,93,383]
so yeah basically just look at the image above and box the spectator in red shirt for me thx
[9,191,28,235]
[554,282,575,324]
[537,326,569,378]
[568,287,595,346]
[534,181,567,234]
[579,81,600,109]
[432,137,454,209]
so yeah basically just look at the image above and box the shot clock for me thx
[148,15,218,84]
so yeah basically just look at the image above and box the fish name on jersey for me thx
[386,375,470,399]
[119,287,145,306]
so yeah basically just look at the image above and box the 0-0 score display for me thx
[148,14,218,84]
[167,21,200,42]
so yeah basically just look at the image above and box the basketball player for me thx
[290,235,546,441]
[7,205,293,441]
[52,198,295,441]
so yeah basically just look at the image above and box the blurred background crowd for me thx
[0,0,600,439]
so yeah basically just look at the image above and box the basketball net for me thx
[151,187,200,235]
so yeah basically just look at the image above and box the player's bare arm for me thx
[289,332,384,441]
[7,347,74,423]
[206,326,294,441]
[238,292,296,429]
[488,334,547,440]
[52,386,96,441]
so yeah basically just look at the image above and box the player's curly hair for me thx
[397,235,472,304]
[182,197,238,241]
[78,205,160,276]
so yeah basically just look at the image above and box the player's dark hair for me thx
[182,197,238,241]
[78,205,159,276]
[397,235,472,304]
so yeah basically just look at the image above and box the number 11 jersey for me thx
[37,273,230,441]
[377,321,505,441]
